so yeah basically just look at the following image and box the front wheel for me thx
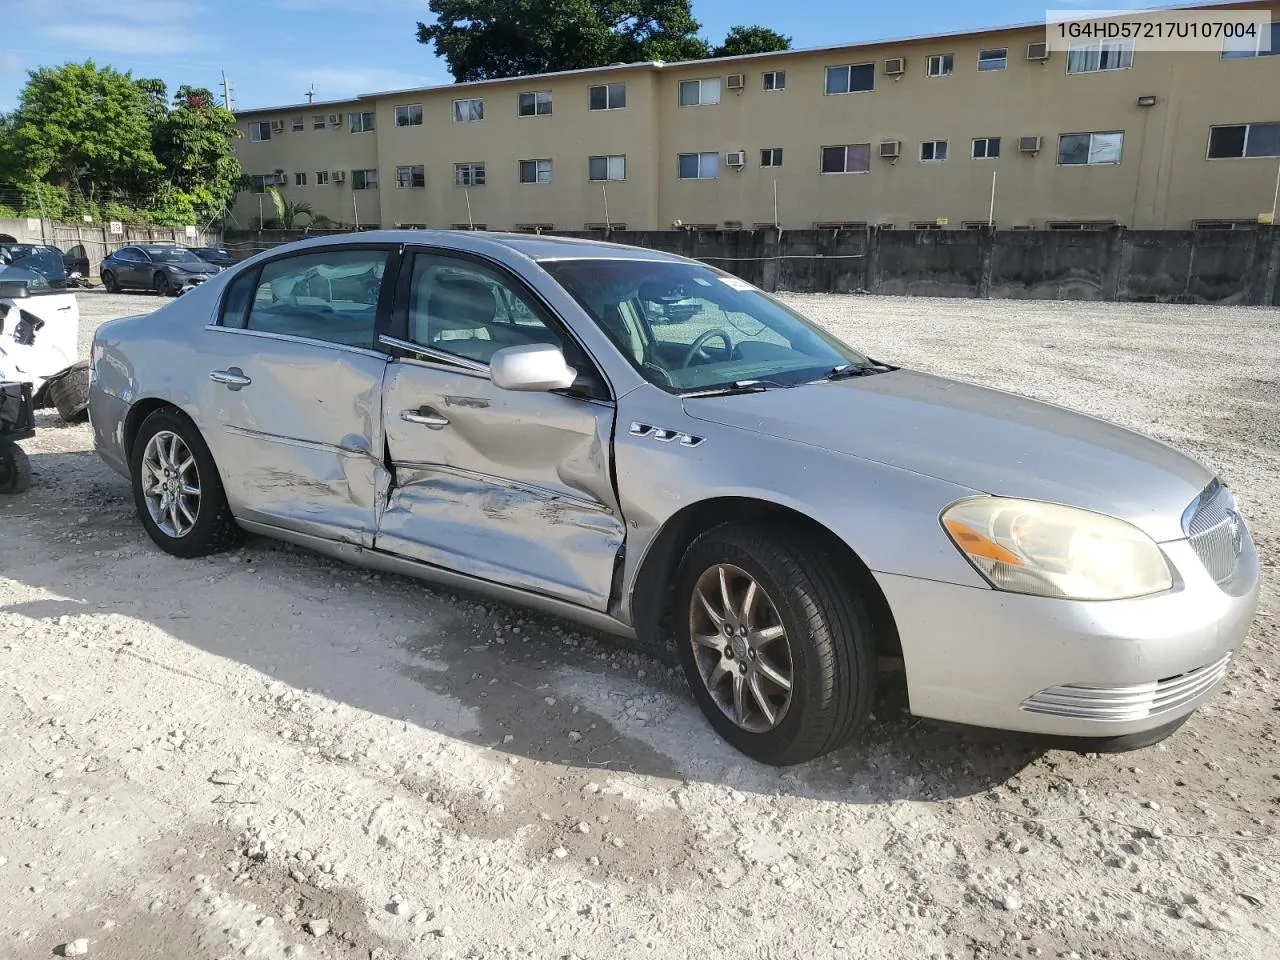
[675,523,878,765]
[153,272,172,297]
[101,270,120,293]
[130,408,241,557]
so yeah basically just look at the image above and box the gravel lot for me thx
[2,289,1277,960]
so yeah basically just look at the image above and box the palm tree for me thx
[266,186,314,229]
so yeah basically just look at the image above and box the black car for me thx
[188,246,234,268]
[100,245,221,296]
[0,243,69,289]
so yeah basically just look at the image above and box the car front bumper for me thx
[877,532,1260,739]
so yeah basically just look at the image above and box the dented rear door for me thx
[373,249,624,611]
[200,245,399,546]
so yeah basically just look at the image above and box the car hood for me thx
[682,369,1213,542]
[170,261,219,274]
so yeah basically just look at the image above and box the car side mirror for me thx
[489,343,577,392]
[0,280,30,299]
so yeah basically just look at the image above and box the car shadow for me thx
[2,447,1044,806]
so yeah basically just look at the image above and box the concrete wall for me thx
[220,226,1280,306]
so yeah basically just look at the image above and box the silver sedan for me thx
[88,231,1260,765]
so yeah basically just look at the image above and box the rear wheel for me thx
[675,523,878,765]
[130,409,241,557]
[102,270,120,293]
[0,443,31,494]
[47,362,91,423]
[153,272,172,297]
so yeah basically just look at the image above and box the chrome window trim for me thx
[377,333,492,375]
[204,323,388,360]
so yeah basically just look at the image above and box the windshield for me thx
[144,247,203,264]
[540,259,868,392]
[0,244,68,290]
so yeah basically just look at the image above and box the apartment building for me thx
[231,6,1280,232]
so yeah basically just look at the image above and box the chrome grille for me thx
[1021,653,1232,722]
[1182,481,1243,585]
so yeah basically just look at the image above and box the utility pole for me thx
[221,71,235,112]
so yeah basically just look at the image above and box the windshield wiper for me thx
[810,361,891,383]
[682,379,790,398]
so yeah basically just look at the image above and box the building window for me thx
[926,54,954,77]
[514,223,555,233]
[395,103,423,126]
[1067,39,1134,73]
[517,91,552,117]
[314,115,326,130]
[762,70,786,90]
[519,159,553,183]
[679,78,721,107]
[820,143,871,174]
[395,164,426,188]
[1047,221,1117,230]
[350,111,376,133]
[978,48,1007,71]
[454,162,486,186]
[825,63,875,94]
[451,223,488,230]
[291,116,304,132]
[585,222,627,230]
[453,98,484,122]
[1223,20,1280,57]
[677,152,719,179]
[962,221,994,229]
[248,121,272,142]
[316,171,330,185]
[249,174,271,193]
[760,148,783,167]
[920,139,948,161]
[352,168,378,190]
[1208,122,1280,158]
[588,155,626,181]
[589,82,626,110]
[294,172,307,186]
[972,136,1001,159]
[911,222,944,230]
[1058,131,1124,165]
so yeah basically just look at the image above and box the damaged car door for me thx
[204,246,398,545]
[374,250,625,611]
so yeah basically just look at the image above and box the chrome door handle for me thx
[400,408,449,428]
[210,368,252,389]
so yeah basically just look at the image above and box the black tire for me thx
[130,408,241,558]
[0,442,31,494]
[47,362,91,423]
[674,523,878,765]
[153,271,172,297]
[102,270,120,293]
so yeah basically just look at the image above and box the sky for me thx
[0,0,1173,113]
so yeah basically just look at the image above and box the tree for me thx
[266,186,315,229]
[417,0,714,82]
[713,25,792,57]
[9,61,161,202]
[153,86,243,221]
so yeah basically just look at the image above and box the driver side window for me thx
[240,249,390,349]
[406,253,560,366]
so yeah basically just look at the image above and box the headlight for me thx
[941,497,1173,601]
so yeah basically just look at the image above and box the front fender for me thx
[613,388,988,626]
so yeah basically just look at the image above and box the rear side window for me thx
[238,249,391,349]
[220,269,256,329]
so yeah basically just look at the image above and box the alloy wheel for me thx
[688,563,794,733]
[141,430,201,538]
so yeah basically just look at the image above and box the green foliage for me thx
[713,25,792,57]
[2,63,241,226]
[266,186,315,229]
[417,0,784,81]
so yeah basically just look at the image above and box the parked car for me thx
[0,243,69,287]
[88,231,1259,765]
[189,246,234,268]
[100,245,221,295]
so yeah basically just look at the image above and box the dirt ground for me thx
[2,289,1277,960]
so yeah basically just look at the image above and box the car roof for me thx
[277,230,689,265]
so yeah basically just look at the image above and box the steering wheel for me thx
[682,329,734,367]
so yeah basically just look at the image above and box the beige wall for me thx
[232,12,1280,231]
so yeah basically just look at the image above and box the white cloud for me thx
[45,24,204,55]
[286,66,442,98]
[0,53,23,76]
[35,0,209,55]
